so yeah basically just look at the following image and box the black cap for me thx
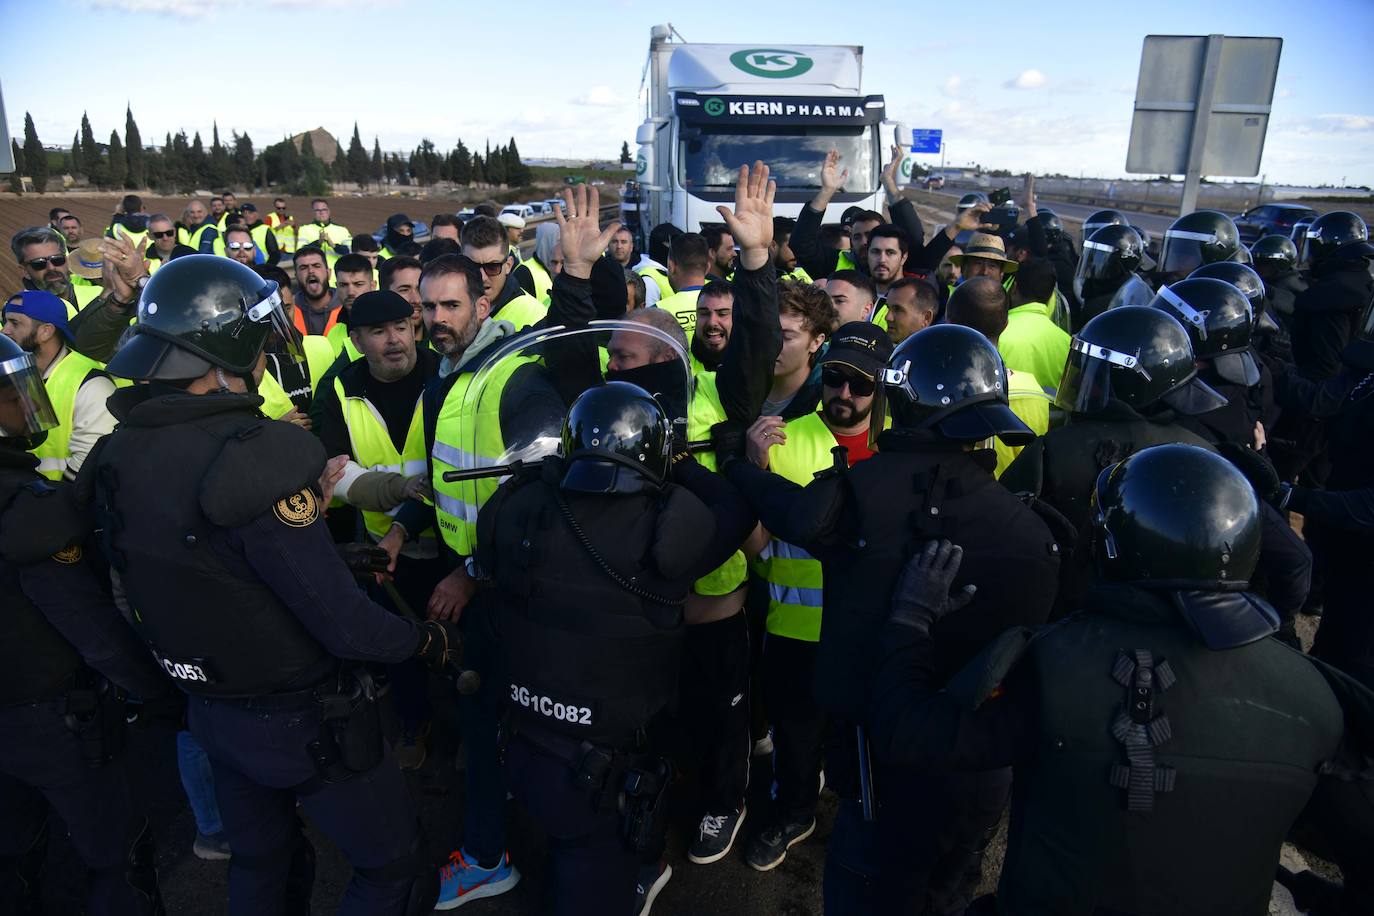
[822,321,893,378]
[346,290,412,329]
[240,202,258,212]
[840,206,865,227]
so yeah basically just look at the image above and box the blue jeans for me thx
[177,730,222,835]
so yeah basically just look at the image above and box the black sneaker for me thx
[687,806,747,865]
[635,860,672,916]
[744,817,816,872]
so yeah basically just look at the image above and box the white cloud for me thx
[941,75,962,98]
[1005,69,1047,90]
[573,86,629,108]
[80,0,378,17]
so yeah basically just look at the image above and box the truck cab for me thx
[636,27,906,238]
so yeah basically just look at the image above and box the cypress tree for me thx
[125,106,145,188]
[22,113,47,193]
[107,130,127,189]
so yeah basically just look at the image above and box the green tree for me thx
[506,136,530,186]
[371,137,384,186]
[22,113,47,192]
[300,130,316,160]
[189,131,207,187]
[70,130,83,178]
[232,132,254,187]
[620,141,632,164]
[472,152,485,184]
[125,106,145,188]
[107,130,127,189]
[452,140,471,185]
[347,123,370,187]
[81,112,106,188]
[209,122,234,189]
[8,140,24,193]
[485,141,506,185]
[331,141,348,183]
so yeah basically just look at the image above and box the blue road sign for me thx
[910,129,942,154]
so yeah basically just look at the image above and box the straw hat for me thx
[69,239,106,280]
[950,232,1019,273]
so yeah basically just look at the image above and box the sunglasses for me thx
[151,229,176,239]
[473,256,509,277]
[821,366,876,396]
[26,255,67,270]
[226,241,256,250]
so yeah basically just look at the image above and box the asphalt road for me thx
[920,187,1177,238]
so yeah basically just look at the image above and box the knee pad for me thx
[354,829,436,916]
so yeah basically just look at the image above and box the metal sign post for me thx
[0,80,14,174]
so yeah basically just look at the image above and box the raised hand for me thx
[882,144,904,197]
[822,148,848,194]
[556,183,621,280]
[715,161,775,271]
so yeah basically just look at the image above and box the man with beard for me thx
[866,224,909,307]
[691,281,733,373]
[57,213,84,249]
[222,226,258,266]
[291,246,342,337]
[607,226,636,270]
[1,290,116,479]
[11,227,102,313]
[742,322,891,872]
[460,216,547,332]
[702,224,735,282]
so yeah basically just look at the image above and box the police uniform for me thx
[870,445,1362,916]
[723,325,1062,914]
[477,382,754,916]
[81,256,454,916]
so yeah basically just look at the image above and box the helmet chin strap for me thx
[214,367,232,393]
[212,367,260,394]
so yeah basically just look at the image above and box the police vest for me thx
[687,374,746,597]
[657,287,701,337]
[266,212,297,253]
[178,223,217,253]
[480,466,708,745]
[0,469,85,705]
[523,257,554,305]
[333,376,436,550]
[31,349,107,481]
[636,264,673,301]
[258,337,337,419]
[430,354,537,556]
[1001,595,1344,916]
[94,404,333,697]
[759,411,838,641]
[493,292,547,332]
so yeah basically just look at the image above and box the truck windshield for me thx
[680,126,876,191]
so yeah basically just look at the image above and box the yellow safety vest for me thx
[635,264,673,301]
[782,266,813,284]
[999,301,1071,396]
[758,411,838,641]
[107,224,149,252]
[178,223,217,253]
[993,369,1050,479]
[493,292,547,333]
[657,288,701,337]
[258,337,337,419]
[266,213,297,253]
[333,376,435,545]
[297,221,351,252]
[835,250,858,273]
[523,257,554,306]
[31,349,106,481]
[687,373,747,596]
[430,354,538,556]
[326,321,363,362]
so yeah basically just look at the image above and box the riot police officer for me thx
[1154,209,1244,285]
[1080,207,1128,243]
[870,444,1367,916]
[1289,211,1374,382]
[476,381,753,916]
[1073,223,1155,325]
[0,334,176,915]
[79,255,459,916]
[719,324,1062,914]
[1250,234,1307,325]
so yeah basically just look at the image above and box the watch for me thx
[136,275,151,290]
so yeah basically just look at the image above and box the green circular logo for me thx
[704,97,726,117]
[729,48,814,79]
[635,154,647,176]
[900,158,913,178]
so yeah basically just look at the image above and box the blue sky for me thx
[3,0,1371,186]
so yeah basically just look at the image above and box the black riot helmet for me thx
[956,192,989,212]
[1082,208,1128,241]
[1150,277,1260,387]
[1187,261,1274,338]
[1157,210,1242,281]
[0,333,59,441]
[560,381,672,495]
[1032,209,1064,242]
[1093,444,1260,588]
[1075,224,1152,302]
[1289,219,1314,267]
[1303,210,1373,265]
[106,254,300,383]
[878,324,1033,446]
[1250,234,1298,272]
[1056,306,1226,416]
[1091,444,1277,646]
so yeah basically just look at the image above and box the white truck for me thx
[634,25,907,238]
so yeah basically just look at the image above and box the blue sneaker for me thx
[435,848,520,910]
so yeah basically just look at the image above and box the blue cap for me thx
[5,290,75,344]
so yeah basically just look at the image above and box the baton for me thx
[380,578,482,696]
[440,441,714,482]
[857,724,876,822]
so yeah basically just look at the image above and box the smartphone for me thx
[988,187,1012,207]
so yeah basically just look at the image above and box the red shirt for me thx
[832,429,875,465]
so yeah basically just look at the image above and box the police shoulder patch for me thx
[272,488,319,528]
[51,544,83,564]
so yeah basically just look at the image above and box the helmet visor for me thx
[1054,339,1129,414]
[248,281,306,369]
[1105,275,1156,311]
[1076,239,1125,285]
[1157,229,1214,279]
[0,352,59,437]
[1158,375,1228,416]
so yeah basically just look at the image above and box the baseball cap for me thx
[5,290,75,343]
[240,202,258,212]
[497,213,526,230]
[346,290,412,329]
[821,321,893,378]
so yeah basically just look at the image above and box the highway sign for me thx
[910,129,942,154]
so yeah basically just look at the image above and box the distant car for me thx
[501,204,536,220]
[923,174,945,190]
[1234,203,1317,245]
[541,198,566,215]
[457,208,476,220]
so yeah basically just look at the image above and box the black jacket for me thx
[1290,258,1374,381]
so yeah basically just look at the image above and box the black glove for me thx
[710,421,745,469]
[1215,441,1281,505]
[337,543,392,581]
[889,540,977,635]
[415,620,463,671]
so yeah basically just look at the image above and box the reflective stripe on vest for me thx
[687,374,747,596]
[524,257,554,306]
[333,376,436,546]
[31,349,106,481]
[430,355,538,555]
[761,411,839,641]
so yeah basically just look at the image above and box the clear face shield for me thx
[1054,338,1150,414]
[1105,275,1156,311]
[0,351,60,438]
[246,280,305,369]
[1157,229,1218,282]
[1074,238,1125,303]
